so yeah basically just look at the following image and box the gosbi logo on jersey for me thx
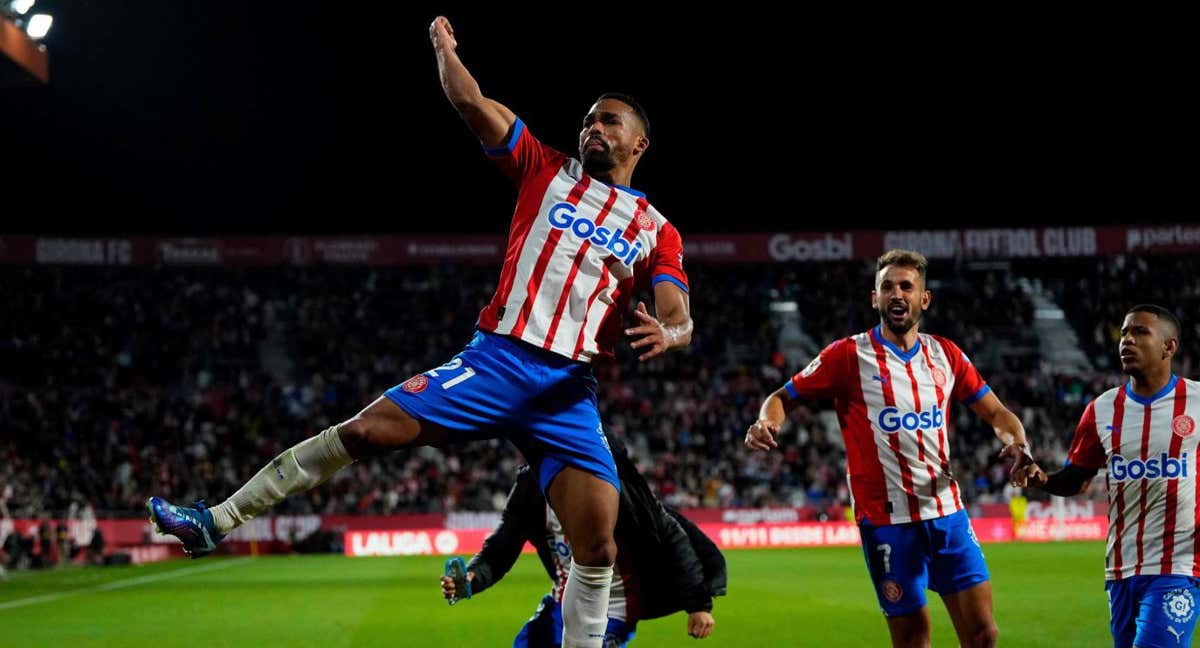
[547,202,643,266]
[877,405,944,434]
[1109,453,1189,481]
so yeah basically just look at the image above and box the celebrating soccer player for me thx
[745,249,1034,648]
[148,16,693,648]
[1020,304,1200,648]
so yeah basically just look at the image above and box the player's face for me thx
[871,265,930,335]
[1119,311,1176,375]
[579,99,648,175]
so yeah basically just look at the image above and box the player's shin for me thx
[560,561,613,648]
[209,426,352,533]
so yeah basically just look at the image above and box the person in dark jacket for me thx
[440,433,726,646]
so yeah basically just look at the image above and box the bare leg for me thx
[941,582,999,648]
[546,466,619,648]
[885,607,933,648]
[211,396,450,532]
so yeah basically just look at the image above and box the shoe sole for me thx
[146,499,164,535]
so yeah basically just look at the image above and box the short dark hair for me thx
[596,92,649,137]
[1127,304,1181,341]
[875,249,928,284]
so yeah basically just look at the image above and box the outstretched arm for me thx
[969,391,1038,485]
[1027,463,1096,496]
[745,388,796,451]
[429,16,516,148]
[440,472,537,602]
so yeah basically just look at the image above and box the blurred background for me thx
[1,3,1194,645]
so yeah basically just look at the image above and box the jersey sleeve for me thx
[939,336,990,405]
[1065,401,1106,471]
[483,117,567,187]
[649,221,689,294]
[784,338,853,401]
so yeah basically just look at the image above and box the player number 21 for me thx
[427,358,476,390]
[877,544,892,573]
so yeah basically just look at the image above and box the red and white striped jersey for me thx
[476,119,689,362]
[1065,376,1200,580]
[785,326,991,525]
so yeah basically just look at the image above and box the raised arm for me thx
[429,16,516,148]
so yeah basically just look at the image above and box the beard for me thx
[581,145,616,176]
[878,302,922,335]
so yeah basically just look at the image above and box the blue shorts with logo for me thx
[1107,575,1200,648]
[384,330,619,494]
[859,509,990,617]
[513,594,636,648]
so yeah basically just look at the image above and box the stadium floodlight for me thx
[25,12,51,39]
[10,0,34,15]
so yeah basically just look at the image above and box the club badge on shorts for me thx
[402,374,429,394]
[882,580,903,603]
[1163,588,1196,624]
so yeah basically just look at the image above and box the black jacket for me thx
[467,436,727,620]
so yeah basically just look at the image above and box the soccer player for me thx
[1020,304,1200,648]
[439,433,723,646]
[148,15,692,647]
[744,249,1035,648]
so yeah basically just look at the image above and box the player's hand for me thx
[429,16,457,52]
[687,611,715,639]
[1000,443,1041,487]
[1009,459,1048,488]
[626,302,675,361]
[439,570,474,601]
[745,418,780,451]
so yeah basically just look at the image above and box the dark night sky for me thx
[1,3,1188,236]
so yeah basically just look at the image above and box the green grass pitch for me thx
[0,542,1167,646]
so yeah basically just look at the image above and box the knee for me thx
[336,417,385,459]
[572,535,617,567]
[974,623,999,647]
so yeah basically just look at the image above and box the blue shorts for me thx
[1107,575,1200,648]
[859,509,990,617]
[513,594,637,648]
[385,330,618,494]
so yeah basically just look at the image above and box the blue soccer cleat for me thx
[444,556,472,605]
[146,497,226,558]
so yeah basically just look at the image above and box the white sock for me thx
[209,426,352,533]
[560,561,612,648]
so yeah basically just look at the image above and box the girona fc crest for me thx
[882,580,903,603]
[636,212,655,231]
[1174,415,1196,438]
[1163,588,1196,623]
[401,375,429,394]
[931,367,947,387]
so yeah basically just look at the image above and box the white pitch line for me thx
[0,557,255,611]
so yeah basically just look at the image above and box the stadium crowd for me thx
[3,255,1197,537]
